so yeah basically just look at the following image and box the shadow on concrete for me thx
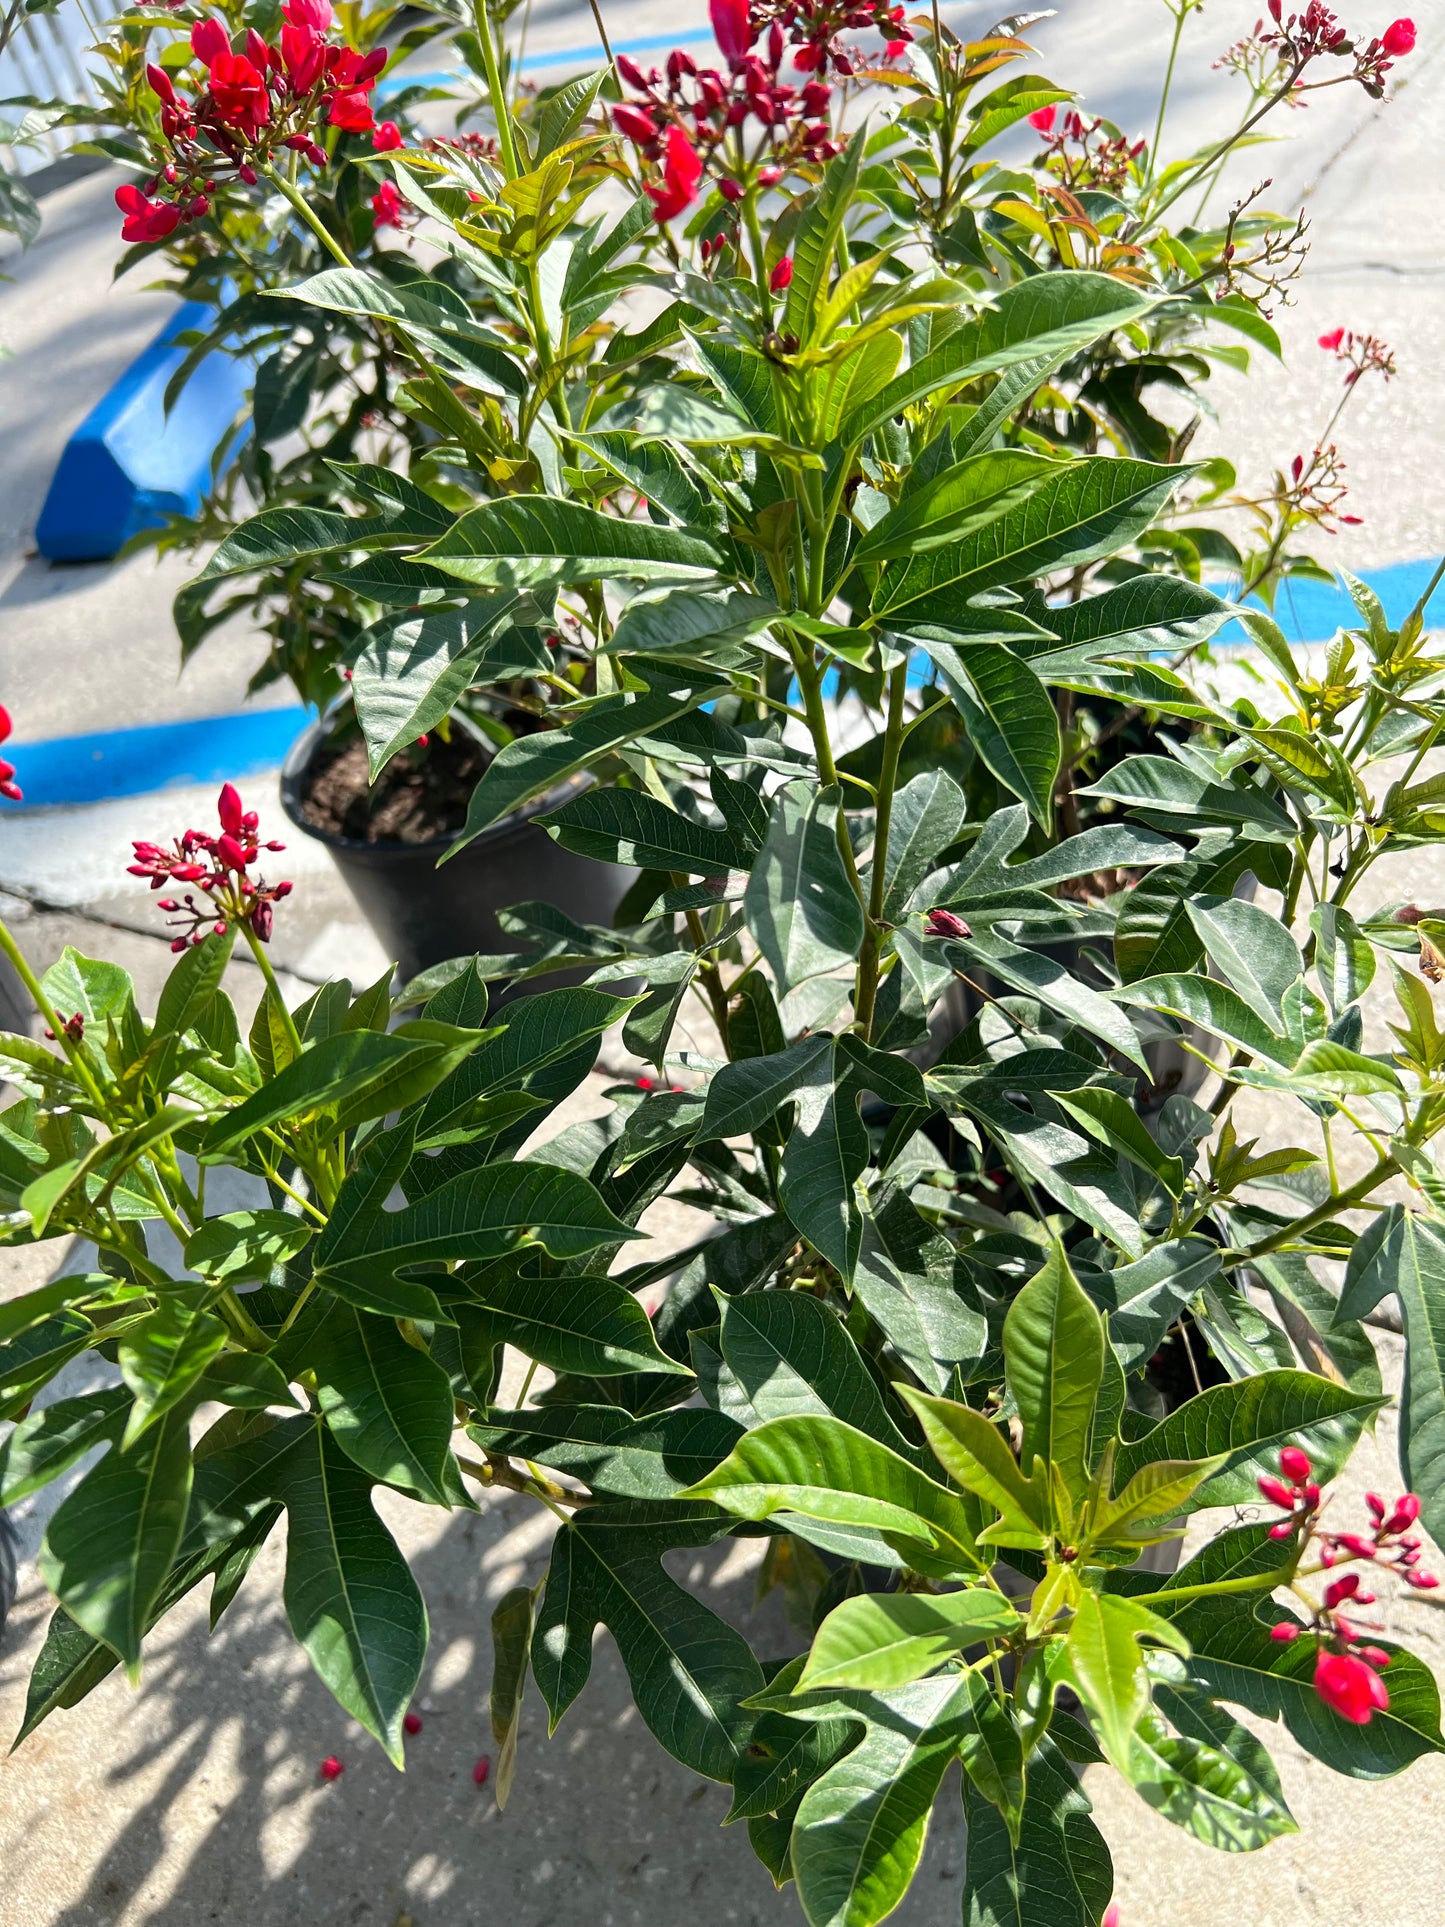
[0,1501,968,1927]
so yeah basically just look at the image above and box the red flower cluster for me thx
[0,704,21,804]
[128,783,293,948]
[116,0,387,243]
[1027,104,1147,190]
[1262,4,1417,95]
[1318,324,1397,387]
[1259,1449,1440,1725]
[613,0,905,220]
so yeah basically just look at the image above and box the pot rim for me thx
[277,705,587,856]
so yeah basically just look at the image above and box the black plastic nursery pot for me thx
[279,712,634,991]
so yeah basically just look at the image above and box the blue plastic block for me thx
[35,300,251,563]
[2,706,310,810]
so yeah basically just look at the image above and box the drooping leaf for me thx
[313,1302,458,1505]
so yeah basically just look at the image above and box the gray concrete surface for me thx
[2,1,1445,1922]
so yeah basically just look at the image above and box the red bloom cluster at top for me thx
[612,0,907,221]
[1261,4,1417,96]
[0,704,21,804]
[128,783,293,947]
[116,0,387,243]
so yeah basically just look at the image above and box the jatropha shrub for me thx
[3,3,1445,1922]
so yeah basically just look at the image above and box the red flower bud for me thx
[319,1754,345,1780]
[1383,1494,1421,1533]
[926,908,972,941]
[372,119,404,151]
[612,103,659,143]
[218,782,244,835]
[472,1755,491,1785]
[769,254,793,292]
[1381,17,1416,55]
[403,1711,423,1735]
[1314,1650,1390,1725]
[1324,1573,1360,1609]
[1269,1621,1301,1641]
[1278,1446,1312,1483]
[1258,1475,1295,1510]
[710,0,751,66]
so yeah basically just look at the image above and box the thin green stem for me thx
[1135,1562,1295,1608]
[474,0,520,181]
[240,920,304,1059]
[855,663,909,1040]
[1239,1154,1394,1261]
[1150,3,1190,180]
[0,915,109,1111]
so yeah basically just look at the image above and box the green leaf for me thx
[274,1422,428,1765]
[785,128,866,343]
[38,1405,193,1674]
[461,1270,691,1378]
[606,586,778,661]
[1168,1523,1445,1777]
[874,459,1190,620]
[1111,1371,1385,1512]
[879,771,968,918]
[1004,1245,1104,1501]
[1052,1087,1184,1197]
[198,1350,300,1411]
[744,782,865,996]
[353,597,544,776]
[1079,756,1296,842]
[117,1299,228,1444]
[779,1066,869,1279]
[489,1582,537,1810]
[540,786,749,874]
[840,271,1163,446]
[790,1674,978,1927]
[717,1290,915,1455]
[1024,576,1235,672]
[1110,972,1292,1063]
[313,1303,457,1505]
[1312,903,1376,1015]
[1185,895,1304,1026]
[469,1404,743,1498]
[421,496,724,590]
[14,1605,123,1746]
[683,1415,980,1576]
[952,1670,1029,1851]
[202,1027,486,1156]
[1122,1708,1296,1851]
[454,684,720,842]
[960,1732,1114,1927]
[1377,1208,1445,1552]
[898,1388,1048,1550]
[799,1588,1018,1692]
[854,1188,986,1393]
[853,451,1054,563]
[183,1209,315,1285]
[698,1033,832,1142]
[0,1386,128,1506]
[315,1156,641,1294]
[1064,1589,1183,1768]
[916,639,1059,826]
[153,931,233,1042]
[727,1708,856,1823]
[532,1501,763,1781]
[0,1274,109,1347]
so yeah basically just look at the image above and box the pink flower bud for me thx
[1270,1621,1301,1641]
[472,1756,491,1785]
[1279,1447,1312,1483]
[769,255,793,293]
[1325,1573,1360,1609]
[926,908,971,940]
[1383,1494,1421,1533]
[1314,1650,1390,1725]
[1258,1475,1295,1510]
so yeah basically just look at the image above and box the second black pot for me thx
[279,716,635,991]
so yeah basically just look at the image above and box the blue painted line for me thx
[4,708,310,812]
[1226,556,1445,645]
